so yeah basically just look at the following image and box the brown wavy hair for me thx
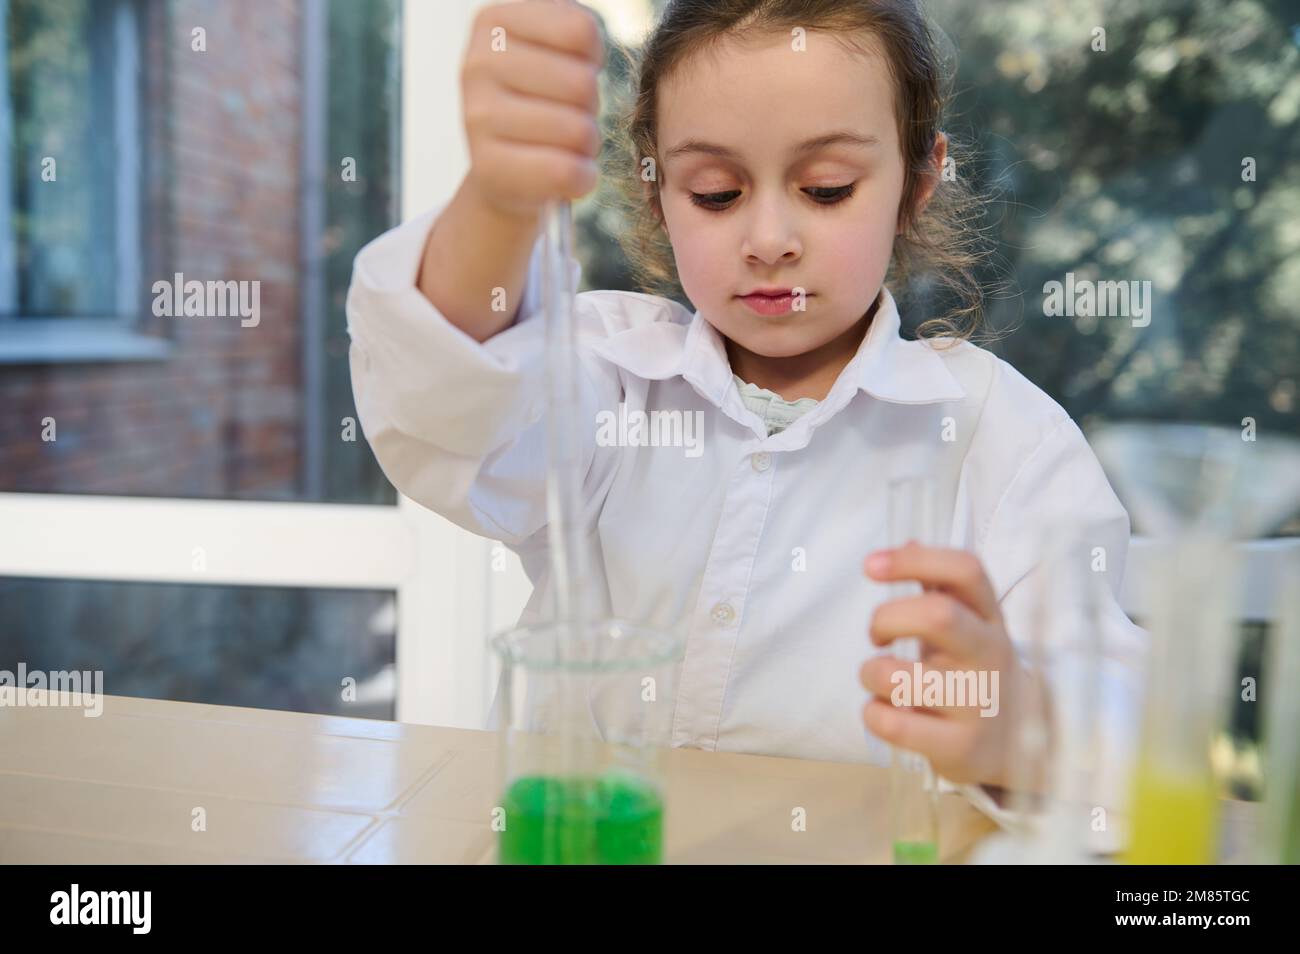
[601,0,991,340]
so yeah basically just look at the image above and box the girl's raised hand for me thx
[460,1,605,221]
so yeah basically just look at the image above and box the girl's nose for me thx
[740,194,802,267]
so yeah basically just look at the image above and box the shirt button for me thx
[710,602,736,625]
[751,451,771,473]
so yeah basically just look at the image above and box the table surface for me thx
[0,693,1007,864]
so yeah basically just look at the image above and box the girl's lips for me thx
[737,292,803,316]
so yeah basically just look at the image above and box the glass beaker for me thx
[490,617,682,865]
[1006,524,1108,863]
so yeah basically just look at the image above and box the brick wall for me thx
[0,0,305,500]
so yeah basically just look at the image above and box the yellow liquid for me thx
[1124,765,1220,864]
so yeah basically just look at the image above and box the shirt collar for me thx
[586,285,966,410]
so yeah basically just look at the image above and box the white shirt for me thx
[346,205,1147,830]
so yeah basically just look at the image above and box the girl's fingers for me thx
[868,591,984,658]
[486,41,601,112]
[479,87,603,158]
[474,2,605,67]
[859,654,902,700]
[864,543,1003,624]
[862,697,970,766]
[472,139,598,203]
[858,654,993,722]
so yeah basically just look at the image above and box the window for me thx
[0,0,419,725]
[920,0,1298,455]
[0,0,152,361]
[0,0,400,504]
[0,577,397,720]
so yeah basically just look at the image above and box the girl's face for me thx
[656,30,913,360]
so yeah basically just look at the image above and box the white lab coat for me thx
[346,204,1147,831]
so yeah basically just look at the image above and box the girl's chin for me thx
[724,329,827,360]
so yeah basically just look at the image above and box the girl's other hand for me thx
[859,542,1050,791]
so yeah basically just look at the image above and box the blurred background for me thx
[0,1,1296,796]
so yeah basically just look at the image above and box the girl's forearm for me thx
[416,174,542,344]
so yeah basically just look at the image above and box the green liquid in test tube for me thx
[886,476,940,864]
[892,840,940,865]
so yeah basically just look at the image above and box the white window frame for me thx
[0,491,531,728]
[0,0,536,729]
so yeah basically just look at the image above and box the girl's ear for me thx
[899,132,949,236]
[642,176,669,239]
[916,131,949,216]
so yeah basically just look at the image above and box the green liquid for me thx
[893,840,939,864]
[498,772,664,864]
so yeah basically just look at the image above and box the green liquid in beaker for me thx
[1125,764,1219,864]
[498,772,664,864]
[893,840,939,864]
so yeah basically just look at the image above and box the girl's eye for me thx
[804,184,856,205]
[687,184,857,212]
[689,190,742,211]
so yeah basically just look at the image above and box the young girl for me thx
[346,0,1145,830]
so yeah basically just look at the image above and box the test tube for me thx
[1260,547,1300,864]
[885,476,940,864]
[1124,534,1237,863]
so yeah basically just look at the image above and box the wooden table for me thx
[0,693,1002,863]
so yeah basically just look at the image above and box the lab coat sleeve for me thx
[955,416,1147,841]
[345,203,607,546]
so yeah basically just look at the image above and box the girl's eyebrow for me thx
[663,130,880,162]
